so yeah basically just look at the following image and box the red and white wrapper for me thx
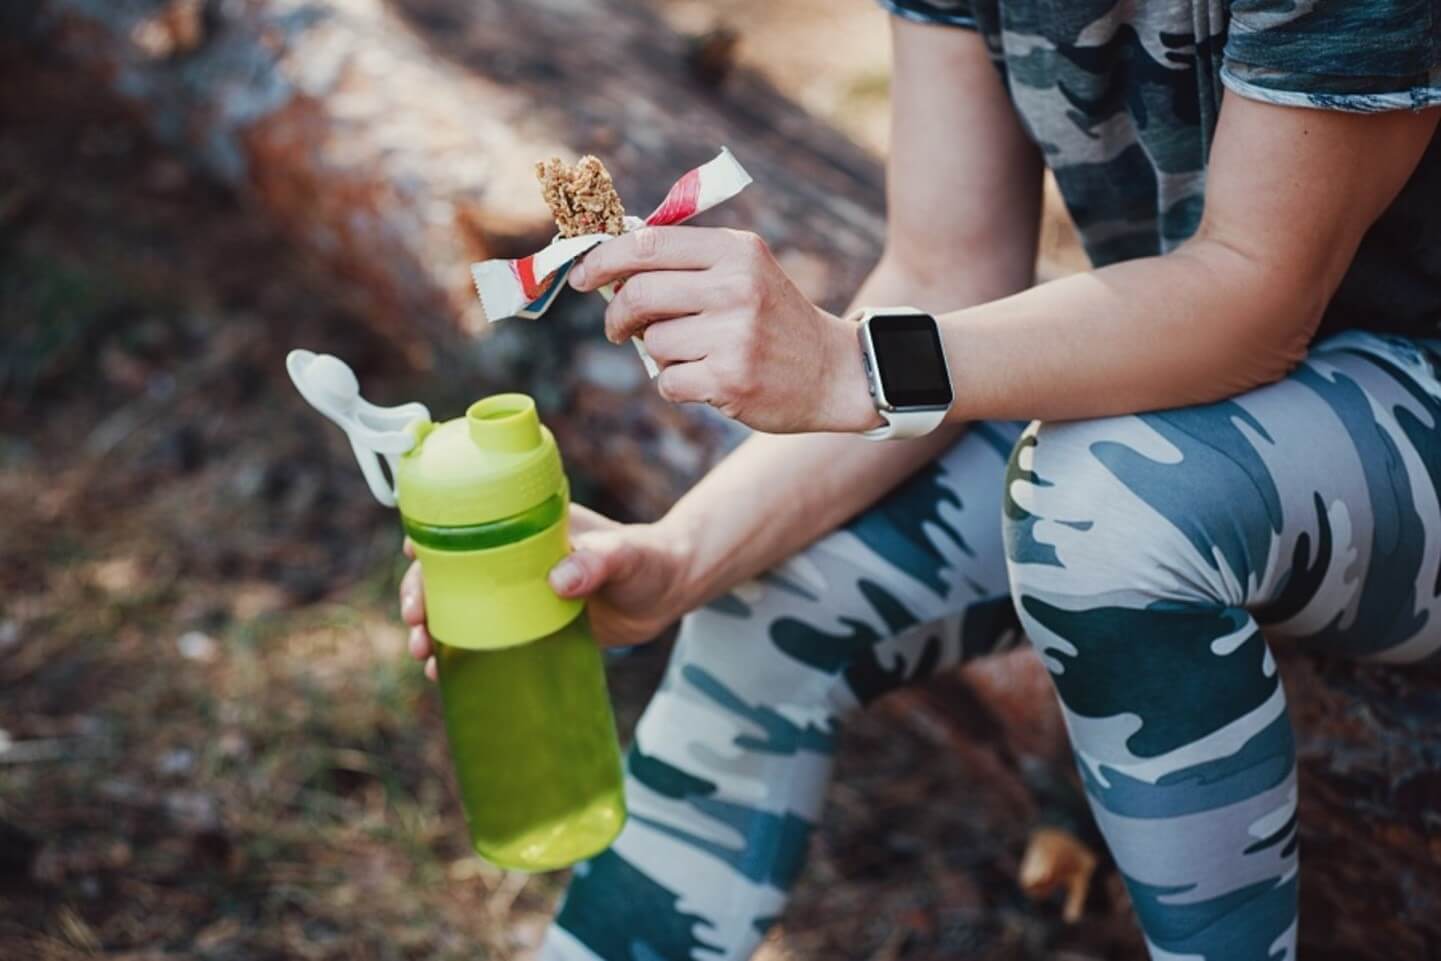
[470,147,753,376]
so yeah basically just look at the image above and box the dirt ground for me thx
[0,5,1139,961]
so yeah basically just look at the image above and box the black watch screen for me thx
[870,313,953,408]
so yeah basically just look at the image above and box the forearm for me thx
[939,238,1316,423]
[637,15,1045,609]
[662,252,1025,608]
[935,100,1441,425]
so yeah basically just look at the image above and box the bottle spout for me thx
[467,394,543,453]
[286,349,431,507]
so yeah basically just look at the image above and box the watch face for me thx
[869,313,953,408]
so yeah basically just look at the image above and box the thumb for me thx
[549,529,639,598]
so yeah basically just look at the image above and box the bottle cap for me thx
[286,350,431,507]
[395,393,565,527]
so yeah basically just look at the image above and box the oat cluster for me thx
[535,155,627,238]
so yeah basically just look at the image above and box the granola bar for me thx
[535,155,627,238]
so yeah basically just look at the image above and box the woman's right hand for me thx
[399,503,697,678]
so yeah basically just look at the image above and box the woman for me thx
[401,1,1441,957]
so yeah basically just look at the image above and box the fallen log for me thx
[18,0,887,511]
[20,0,887,370]
[22,0,574,363]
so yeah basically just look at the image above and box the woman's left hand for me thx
[569,226,882,434]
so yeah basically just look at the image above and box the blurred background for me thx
[1,2,1436,959]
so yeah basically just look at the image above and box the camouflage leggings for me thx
[543,330,1441,961]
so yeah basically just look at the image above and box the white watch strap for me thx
[862,407,948,440]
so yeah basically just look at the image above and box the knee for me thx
[1002,418,1289,762]
[1003,412,1271,609]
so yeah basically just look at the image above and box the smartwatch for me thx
[853,307,954,440]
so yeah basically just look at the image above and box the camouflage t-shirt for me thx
[877,0,1441,337]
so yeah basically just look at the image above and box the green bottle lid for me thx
[396,394,565,528]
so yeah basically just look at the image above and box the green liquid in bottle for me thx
[435,613,626,872]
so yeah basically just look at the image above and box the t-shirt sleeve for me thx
[1221,0,1441,112]
[874,0,978,30]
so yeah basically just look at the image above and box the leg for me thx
[1004,331,1441,961]
[544,421,1026,961]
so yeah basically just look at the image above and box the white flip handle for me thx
[286,349,431,507]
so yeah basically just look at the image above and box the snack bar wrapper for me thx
[470,147,753,377]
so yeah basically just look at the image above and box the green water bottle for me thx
[286,350,626,872]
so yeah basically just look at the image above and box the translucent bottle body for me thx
[284,363,626,872]
[405,492,626,872]
[436,613,625,871]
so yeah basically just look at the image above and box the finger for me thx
[655,360,723,407]
[425,656,437,683]
[548,529,640,599]
[402,536,415,560]
[408,624,432,661]
[602,271,711,344]
[399,560,426,625]
[642,315,716,366]
[569,227,730,291]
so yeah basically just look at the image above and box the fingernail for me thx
[401,591,416,614]
[569,264,588,289]
[550,558,583,594]
[408,626,426,656]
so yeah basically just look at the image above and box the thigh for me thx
[1246,332,1441,662]
[1011,330,1441,664]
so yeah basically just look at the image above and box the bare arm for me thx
[584,93,1438,436]
[930,96,1441,423]
[660,18,1042,608]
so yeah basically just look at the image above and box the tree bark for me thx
[22,0,886,366]
[24,0,577,362]
[20,0,887,510]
